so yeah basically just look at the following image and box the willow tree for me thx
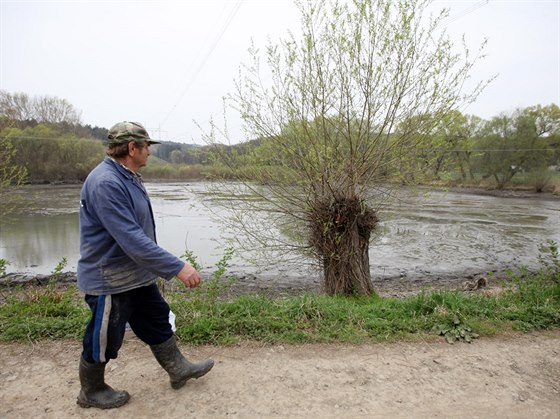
[208,0,487,295]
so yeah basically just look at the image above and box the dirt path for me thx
[1,331,559,419]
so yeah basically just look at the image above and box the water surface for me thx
[1,183,558,282]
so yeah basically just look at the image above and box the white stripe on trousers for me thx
[98,295,112,363]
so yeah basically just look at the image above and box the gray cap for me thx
[107,121,161,145]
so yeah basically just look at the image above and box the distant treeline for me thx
[1,90,559,190]
[146,105,560,192]
[1,118,109,142]
[0,120,105,182]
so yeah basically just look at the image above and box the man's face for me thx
[129,141,150,169]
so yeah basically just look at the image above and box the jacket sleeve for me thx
[89,177,185,280]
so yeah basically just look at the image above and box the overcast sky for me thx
[1,0,558,144]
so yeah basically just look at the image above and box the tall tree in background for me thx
[0,91,34,123]
[0,90,82,125]
[402,111,485,182]
[474,104,559,189]
[452,114,485,182]
[209,0,487,295]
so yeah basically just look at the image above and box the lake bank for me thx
[0,264,508,299]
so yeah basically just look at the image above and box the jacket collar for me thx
[105,156,143,181]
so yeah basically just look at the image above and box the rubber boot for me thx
[150,335,214,389]
[76,357,130,409]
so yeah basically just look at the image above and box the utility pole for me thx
[148,124,167,142]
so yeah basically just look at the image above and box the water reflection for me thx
[0,183,558,281]
[1,212,80,273]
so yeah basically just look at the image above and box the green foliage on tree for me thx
[0,122,105,183]
[0,90,110,183]
[392,111,487,184]
[472,104,559,189]
[0,135,28,217]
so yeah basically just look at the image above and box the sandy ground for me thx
[1,331,559,419]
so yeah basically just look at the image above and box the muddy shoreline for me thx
[0,266,509,299]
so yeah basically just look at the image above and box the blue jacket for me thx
[77,157,184,295]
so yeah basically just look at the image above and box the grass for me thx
[1,242,559,345]
[167,280,559,345]
[0,284,89,341]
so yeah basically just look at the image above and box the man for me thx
[76,121,213,409]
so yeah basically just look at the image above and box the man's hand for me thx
[176,263,201,288]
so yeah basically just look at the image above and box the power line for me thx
[431,148,558,153]
[440,0,490,27]
[2,136,102,141]
[160,0,243,127]
[4,136,557,153]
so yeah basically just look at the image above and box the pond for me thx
[1,182,558,284]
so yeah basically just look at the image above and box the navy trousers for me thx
[82,283,173,364]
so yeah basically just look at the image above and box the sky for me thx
[1,0,559,144]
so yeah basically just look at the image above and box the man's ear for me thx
[127,141,136,156]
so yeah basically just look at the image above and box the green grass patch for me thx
[0,284,89,341]
[167,282,559,345]
[1,242,559,344]
[2,280,558,345]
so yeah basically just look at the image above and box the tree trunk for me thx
[310,196,378,296]
[322,223,373,295]
[455,152,466,182]
[433,156,445,180]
